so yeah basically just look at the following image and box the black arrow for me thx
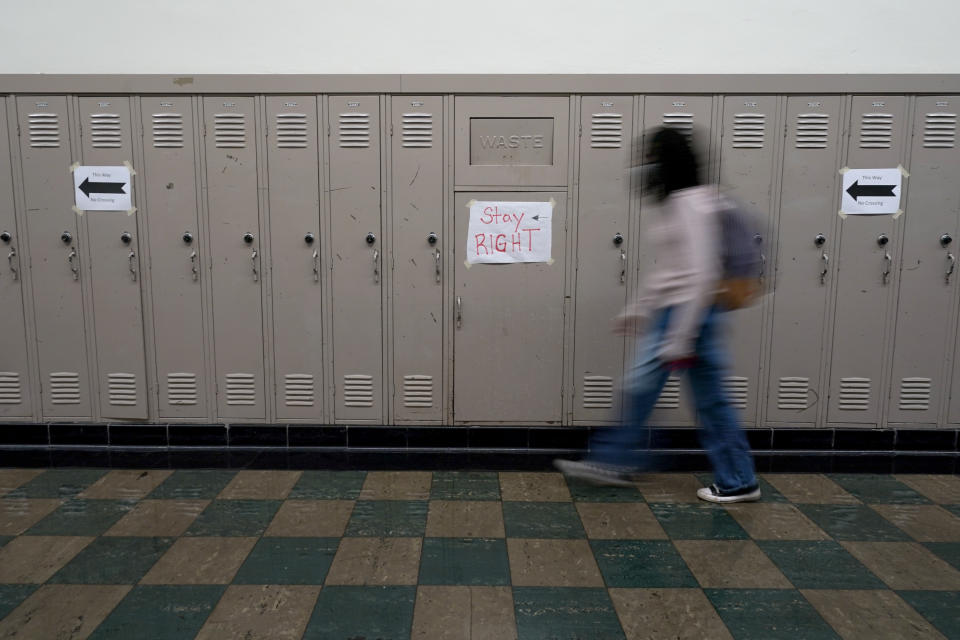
[846,180,895,201]
[79,177,126,198]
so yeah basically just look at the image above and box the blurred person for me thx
[556,127,760,503]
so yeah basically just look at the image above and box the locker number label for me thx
[467,200,552,264]
[73,165,132,212]
[840,167,903,216]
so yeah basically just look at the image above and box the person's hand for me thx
[664,356,697,371]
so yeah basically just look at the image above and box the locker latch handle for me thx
[68,247,79,280]
[128,250,138,282]
[620,249,626,284]
[946,253,956,284]
[7,247,17,281]
[435,249,441,284]
[313,250,320,282]
[820,251,829,285]
[190,250,198,281]
[882,251,892,285]
[251,249,259,282]
[372,249,380,284]
[456,296,462,328]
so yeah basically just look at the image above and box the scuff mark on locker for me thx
[330,187,350,192]
[410,203,419,211]
[166,183,174,190]
[172,77,194,86]
[410,165,420,187]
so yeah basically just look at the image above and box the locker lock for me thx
[0,231,10,244]
[61,231,72,244]
[243,232,255,245]
[365,232,376,245]
[941,234,953,248]
[613,233,623,246]
[814,234,826,247]
[877,234,889,247]
[304,232,315,245]
[120,232,132,245]
[182,231,193,245]
[427,232,438,246]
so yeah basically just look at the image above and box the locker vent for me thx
[796,113,829,148]
[0,372,21,405]
[276,113,308,149]
[152,113,184,148]
[838,377,870,410]
[590,113,623,148]
[732,113,765,149]
[859,113,893,149]
[338,113,370,148]
[662,113,694,138]
[107,372,137,406]
[403,375,433,408]
[166,372,198,405]
[214,113,246,148]
[343,374,374,407]
[777,377,809,410]
[225,373,256,405]
[90,113,122,149]
[654,376,681,409]
[898,377,932,411]
[401,113,433,148]
[284,374,315,407]
[28,113,60,148]
[923,113,956,148]
[582,375,614,409]
[49,372,81,405]
[723,376,749,410]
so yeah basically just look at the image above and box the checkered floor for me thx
[0,469,956,639]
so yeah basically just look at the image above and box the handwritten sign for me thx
[466,200,552,264]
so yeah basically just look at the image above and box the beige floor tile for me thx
[0,536,93,583]
[140,536,257,584]
[609,588,734,640]
[412,586,517,640]
[194,585,320,640]
[104,499,209,537]
[499,473,571,502]
[673,540,792,589]
[635,474,703,503]
[507,539,604,587]
[0,584,130,640]
[724,503,830,540]
[802,589,947,640]
[325,537,422,585]
[265,500,355,537]
[894,474,960,505]
[426,501,505,538]
[761,474,861,504]
[871,504,960,542]
[0,469,45,497]
[576,502,668,540]
[218,470,302,500]
[359,472,432,501]
[839,541,960,590]
[78,469,173,500]
[0,498,62,535]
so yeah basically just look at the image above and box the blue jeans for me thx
[589,306,757,493]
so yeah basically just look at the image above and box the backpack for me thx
[715,196,765,310]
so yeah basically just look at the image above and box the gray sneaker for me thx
[553,459,635,488]
[696,483,761,504]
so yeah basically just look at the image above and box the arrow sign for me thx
[840,167,903,215]
[846,180,896,201]
[78,177,126,197]
[73,165,132,211]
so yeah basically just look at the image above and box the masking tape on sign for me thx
[72,205,83,217]
[838,166,850,175]
[898,164,910,178]
[465,199,476,208]
[837,210,847,219]
[69,162,79,173]
[124,161,136,177]
[127,207,137,217]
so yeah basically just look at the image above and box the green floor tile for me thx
[502,502,586,538]
[147,470,237,500]
[566,477,644,502]
[649,503,748,540]
[419,537,510,586]
[50,537,174,584]
[590,539,697,588]
[289,471,367,500]
[829,474,930,504]
[430,472,501,500]
[924,542,960,572]
[232,537,339,585]
[25,499,134,536]
[184,499,281,537]
[6,469,108,499]
[0,536,13,549]
[796,504,912,541]
[303,585,416,640]
[344,500,428,537]
[87,585,225,640]
[705,589,840,640]
[946,505,960,519]
[756,540,886,589]
[0,585,37,620]
[898,591,960,640]
[514,587,625,640]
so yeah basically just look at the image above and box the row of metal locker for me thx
[0,92,958,428]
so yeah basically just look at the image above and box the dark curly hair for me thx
[648,127,700,201]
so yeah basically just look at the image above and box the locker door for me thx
[266,96,323,421]
[641,95,713,426]
[766,97,842,424]
[141,97,208,418]
[329,96,383,423]
[391,96,443,422]
[827,96,908,425]
[203,97,265,420]
[454,192,567,424]
[78,97,148,420]
[0,100,32,418]
[719,96,778,425]
[16,96,91,418]
[890,98,960,424]
[573,96,633,423]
